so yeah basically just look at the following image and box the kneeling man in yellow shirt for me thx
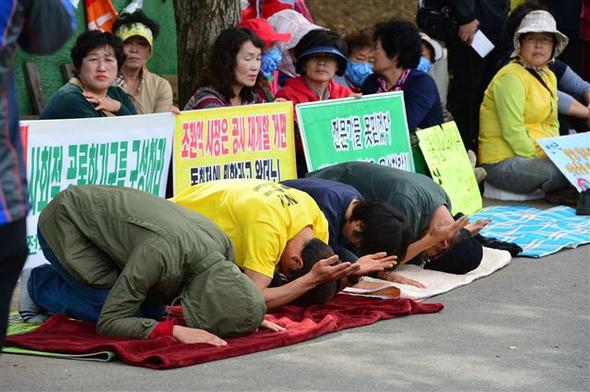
[172,180,395,308]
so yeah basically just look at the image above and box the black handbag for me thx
[416,0,455,42]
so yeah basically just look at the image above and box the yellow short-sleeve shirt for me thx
[171,179,329,278]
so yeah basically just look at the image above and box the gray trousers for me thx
[483,157,569,194]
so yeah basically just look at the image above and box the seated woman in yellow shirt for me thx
[478,10,569,195]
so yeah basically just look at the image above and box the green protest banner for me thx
[296,92,414,172]
[416,121,482,215]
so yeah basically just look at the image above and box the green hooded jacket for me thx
[38,185,265,339]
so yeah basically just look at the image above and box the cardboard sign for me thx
[296,92,414,172]
[538,133,590,192]
[417,121,482,215]
[174,102,297,195]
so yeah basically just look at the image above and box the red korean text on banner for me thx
[20,125,28,167]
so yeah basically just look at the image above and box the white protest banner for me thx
[21,113,174,267]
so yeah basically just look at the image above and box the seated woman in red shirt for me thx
[276,29,353,175]
[276,29,352,105]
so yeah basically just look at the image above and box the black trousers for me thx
[0,218,27,349]
[447,36,506,152]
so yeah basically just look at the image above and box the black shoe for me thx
[576,190,590,216]
[546,186,579,207]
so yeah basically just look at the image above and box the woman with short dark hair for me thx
[41,30,136,119]
[363,20,443,132]
[184,27,265,110]
[334,28,375,93]
[362,20,443,175]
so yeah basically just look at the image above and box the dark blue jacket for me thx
[362,69,443,132]
[281,178,362,258]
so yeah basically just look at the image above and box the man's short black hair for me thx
[425,232,483,274]
[70,30,125,74]
[289,238,340,306]
[373,19,421,69]
[113,9,160,39]
[349,200,413,260]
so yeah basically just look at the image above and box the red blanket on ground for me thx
[6,295,443,369]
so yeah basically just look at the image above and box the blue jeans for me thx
[483,157,569,194]
[29,230,164,323]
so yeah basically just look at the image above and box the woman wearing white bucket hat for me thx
[478,10,570,196]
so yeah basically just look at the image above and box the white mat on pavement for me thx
[346,247,512,301]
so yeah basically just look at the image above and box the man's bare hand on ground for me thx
[381,272,426,289]
[259,319,286,332]
[172,325,227,346]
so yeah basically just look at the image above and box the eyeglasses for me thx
[522,35,554,46]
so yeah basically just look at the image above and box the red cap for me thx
[237,18,291,49]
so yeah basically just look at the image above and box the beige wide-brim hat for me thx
[511,10,569,59]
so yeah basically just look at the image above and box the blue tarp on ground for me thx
[470,205,590,258]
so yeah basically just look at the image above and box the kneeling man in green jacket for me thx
[21,185,266,345]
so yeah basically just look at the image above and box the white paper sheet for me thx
[471,30,495,58]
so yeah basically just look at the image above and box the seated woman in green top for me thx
[478,11,568,195]
[41,30,137,119]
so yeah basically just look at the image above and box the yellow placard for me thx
[416,121,482,215]
[173,102,296,195]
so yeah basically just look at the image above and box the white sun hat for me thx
[511,10,569,59]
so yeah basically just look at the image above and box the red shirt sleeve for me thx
[148,320,175,339]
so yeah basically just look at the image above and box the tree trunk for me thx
[173,0,240,107]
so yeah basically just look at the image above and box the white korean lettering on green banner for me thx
[296,92,414,172]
